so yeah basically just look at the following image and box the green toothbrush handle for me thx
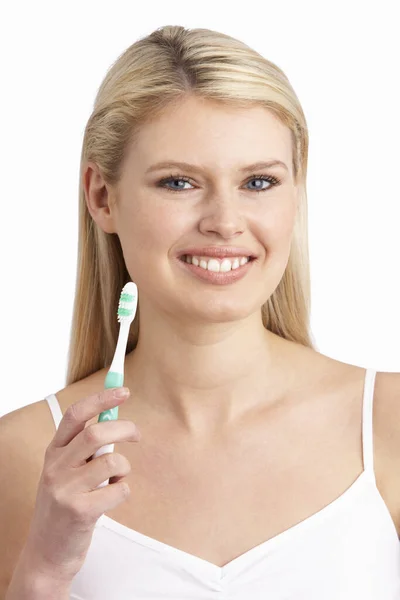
[98,371,124,422]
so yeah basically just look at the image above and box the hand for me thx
[22,387,140,583]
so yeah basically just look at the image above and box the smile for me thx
[181,254,251,272]
[178,254,255,285]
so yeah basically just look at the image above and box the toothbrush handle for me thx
[93,371,124,487]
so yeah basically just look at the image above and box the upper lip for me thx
[179,246,256,259]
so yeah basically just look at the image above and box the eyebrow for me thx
[145,159,288,175]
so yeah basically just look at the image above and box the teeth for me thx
[207,259,220,272]
[184,255,250,271]
[232,258,240,270]
[220,259,232,273]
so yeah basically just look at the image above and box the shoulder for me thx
[0,367,109,586]
[0,393,71,510]
[370,371,400,528]
[0,400,60,592]
[0,364,107,451]
[374,369,400,404]
[373,370,400,449]
[0,364,109,493]
[0,404,48,523]
[373,370,400,447]
[0,399,56,466]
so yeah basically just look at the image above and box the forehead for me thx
[123,96,292,175]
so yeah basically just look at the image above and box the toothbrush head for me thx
[117,281,138,324]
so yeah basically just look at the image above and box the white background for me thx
[0,1,399,417]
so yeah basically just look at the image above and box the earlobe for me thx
[83,161,118,234]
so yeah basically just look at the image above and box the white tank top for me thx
[44,368,400,599]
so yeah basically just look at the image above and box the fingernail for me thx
[114,387,129,399]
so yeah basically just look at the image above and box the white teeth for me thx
[220,259,232,272]
[207,259,220,273]
[232,258,240,270]
[185,255,250,271]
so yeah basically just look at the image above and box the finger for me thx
[63,419,140,466]
[50,388,130,448]
[69,452,132,493]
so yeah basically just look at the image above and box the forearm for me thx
[6,549,71,600]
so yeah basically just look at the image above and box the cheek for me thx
[251,202,297,288]
[254,200,296,247]
[118,199,191,258]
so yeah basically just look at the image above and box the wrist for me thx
[6,548,72,600]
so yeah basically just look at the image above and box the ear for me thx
[82,161,118,234]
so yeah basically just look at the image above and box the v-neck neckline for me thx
[97,469,370,581]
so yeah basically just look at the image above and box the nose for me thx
[198,193,245,239]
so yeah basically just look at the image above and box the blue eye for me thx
[157,173,281,193]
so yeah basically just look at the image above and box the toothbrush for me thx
[92,281,138,488]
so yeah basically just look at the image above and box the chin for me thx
[189,299,259,324]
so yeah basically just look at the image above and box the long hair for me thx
[66,25,315,386]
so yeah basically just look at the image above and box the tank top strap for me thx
[44,393,63,431]
[362,368,377,477]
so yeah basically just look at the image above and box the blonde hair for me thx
[66,25,316,386]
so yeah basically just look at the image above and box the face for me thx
[86,95,300,324]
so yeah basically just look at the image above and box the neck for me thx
[123,306,295,435]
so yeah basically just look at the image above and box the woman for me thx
[3,24,400,599]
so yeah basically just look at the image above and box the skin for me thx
[83,94,302,439]
[62,95,400,568]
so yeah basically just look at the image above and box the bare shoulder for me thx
[0,368,107,592]
[372,371,400,495]
[0,399,58,485]
[0,364,110,501]
[373,370,400,425]
[0,400,61,592]
[0,364,109,456]
[292,345,400,523]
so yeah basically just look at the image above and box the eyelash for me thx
[157,173,282,194]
